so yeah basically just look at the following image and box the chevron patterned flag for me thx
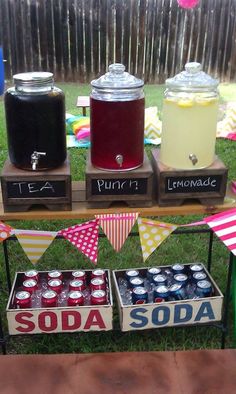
[204,208,236,256]
[0,222,13,242]
[144,107,162,142]
[96,213,139,252]
[13,229,58,264]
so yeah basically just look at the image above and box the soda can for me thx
[72,270,86,283]
[67,291,84,306]
[15,291,31,309]
[196,280,212,298]
[192,272,207,284]
[42,290,57,307]
[24,270,39,282]
[153,274,167,287]
[153,285,169,303]
[125,270,139,285]
[129,277,144,289]
[91,290,107,305]
[169,283,185,300]
[91,269,106,281]
[90,278,106,292]
[48,279,63,294]
[146,267,161,282]
[172,264,185,275]
[69,279,85,292]
[189,264,203,277]
[48,270,62,281]
[23,279,38,294]
[174,274,188,287]
[132,287,148,304]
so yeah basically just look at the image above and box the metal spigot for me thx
[31,151,46,170]
[116,154,123,168]
[189,153,198,166]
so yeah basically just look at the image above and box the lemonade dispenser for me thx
[160,62,219,169]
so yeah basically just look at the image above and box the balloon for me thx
[177,0,199,9]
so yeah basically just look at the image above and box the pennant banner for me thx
[13,229,58,265]
[96,213,139,252]
[204,208,236,256]
[58,219,99,264]
[138,218,178,261]
[0,222,13,242]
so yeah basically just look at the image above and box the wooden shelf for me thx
[0,181,235,221]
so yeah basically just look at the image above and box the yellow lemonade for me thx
[160,96,218,169]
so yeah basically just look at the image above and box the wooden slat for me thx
[0,181,235,221]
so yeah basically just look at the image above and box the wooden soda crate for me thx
[6,269,113,335]
[113,264,223,332]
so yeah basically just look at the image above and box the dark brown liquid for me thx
[4,89,67,170]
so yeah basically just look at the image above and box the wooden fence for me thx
[0,0,236,83]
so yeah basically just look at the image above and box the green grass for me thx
[0,83,236,354]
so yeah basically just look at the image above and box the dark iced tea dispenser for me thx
[90,63,145,171]
[4,72,66,170]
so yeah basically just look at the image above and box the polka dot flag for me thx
[0,222,13,242]
[58,219,99,265]
[138,218,178,261]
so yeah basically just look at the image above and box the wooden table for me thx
[0,181,235,221]
[0,349,235,394]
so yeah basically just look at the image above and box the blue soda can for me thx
[196,280,212,298]
[132,287,148,304]
[153,285,169,302]
[169,283,185,300]
[174,274,188,286]
[129,277,144,289]
[192,272,207,284]
[172,264,185,275]
[125,270,139,283]
[153,274,167,287]
[146,267,162,282]
[189,264,203,277]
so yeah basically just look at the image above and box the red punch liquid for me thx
[90,98,145,170]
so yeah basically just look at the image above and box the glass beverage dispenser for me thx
[90,63,145,171]
[4,72,66,171]
[160,62,219,169]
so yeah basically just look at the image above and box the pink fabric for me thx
[59,219,99,264]
[177,0,199,9]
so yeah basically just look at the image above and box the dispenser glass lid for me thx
[165,62,219,92]
[91,63,144,90]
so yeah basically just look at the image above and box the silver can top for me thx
[13,72,54,89]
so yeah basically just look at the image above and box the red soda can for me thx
[15,291,31,308]
[48,279,63,294]
[69,279,85,292]
[91,269,106,281]
[23,279,37,293]
[42,290,57,307]
[24,270,39,282]
[47,270,62,281]
[90,278,106,292]
[72,270,86,283]
[91,290,107,305]
[67,291,84,306]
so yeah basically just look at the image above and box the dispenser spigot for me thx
[31,151,46,170]
[189,153,198,166]
[116,154,123,167]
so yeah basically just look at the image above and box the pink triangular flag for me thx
[0,222,13,242]
[204,208,236,256]
[59,219,99,265]
[96,213,139,252]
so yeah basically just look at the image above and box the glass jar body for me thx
[160,90,219,169]
[4,84,66,170]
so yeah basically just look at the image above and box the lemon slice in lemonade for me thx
[177,99,194,108]
[195,97,217,106]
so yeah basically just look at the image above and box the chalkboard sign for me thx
[6,180,67,199]
[91,178,148,195]
[165,175,222,194]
